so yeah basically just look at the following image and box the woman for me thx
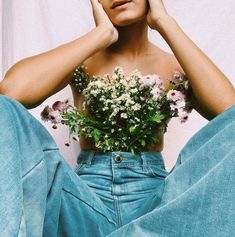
[0,0,235,236]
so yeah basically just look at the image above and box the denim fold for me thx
[0,94,234,237]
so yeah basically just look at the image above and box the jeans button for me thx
[114,155,123,163]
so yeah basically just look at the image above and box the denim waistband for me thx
[77,150,164,167]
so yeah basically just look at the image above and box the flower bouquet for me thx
[41,66,192,153]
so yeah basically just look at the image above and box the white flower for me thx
[111,93,117,98]
[103,107,109,111]
[120,113,128,119]
[154,76,164,88]
[129,79,137,88]
[130,69,142,78]
[82,102,86,110]
[130,88,138,93]
[114,67,124,76]
[120,79,128,86]
[151,86,162,100]
[132,103,141,111]
[90,90,99,96]
[112,74,119,80]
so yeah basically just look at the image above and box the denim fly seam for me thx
[76,150,167,228]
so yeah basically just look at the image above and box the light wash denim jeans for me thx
[0,94,234,237]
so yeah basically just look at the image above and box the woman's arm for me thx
[147,0,235,119]
[0,0,118,109]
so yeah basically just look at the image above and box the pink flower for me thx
[72,135,80,143]
[48,110,62,123]
[40,106,62,123]
[52,99,70,112]
[170,100,186,112]
[40,106,54,122]
[178,110,189,123]
[153,75,163,87]
[139,75,161,89]
[167,90,185,102]
[174,71,184,78]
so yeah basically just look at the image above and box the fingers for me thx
[90,0,102,10]
[148,0,166,11]
[90,0,103,25]
[148,0,168,16]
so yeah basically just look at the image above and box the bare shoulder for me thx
[148,43,184,76]
[165,53,184,73]
[80,44,185,77]
[81,51,108,77]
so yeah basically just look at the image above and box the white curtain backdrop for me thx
[1,0,235,171]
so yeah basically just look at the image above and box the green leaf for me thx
[129,126,136,134]
[150,114,165,123]
[151,136,159,144]
[93,129,101,142]
[130,147,135,155]
[140,139,146,147]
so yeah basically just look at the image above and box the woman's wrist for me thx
[91,25,117,50]
[152,15,177,36]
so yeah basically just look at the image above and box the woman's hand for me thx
[90,0,118,46]
[147,0,171,31]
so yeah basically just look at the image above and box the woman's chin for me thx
[112,16,147,28]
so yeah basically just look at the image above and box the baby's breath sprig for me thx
[41,67,192,154]
[70,64,90,93]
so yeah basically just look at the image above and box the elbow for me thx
[0,82,41,109]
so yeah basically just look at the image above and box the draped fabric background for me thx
[1,0,235,171]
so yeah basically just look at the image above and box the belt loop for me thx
[141,152,147,171]
[86,151,95,167]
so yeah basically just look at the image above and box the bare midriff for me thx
[72,91,164,152]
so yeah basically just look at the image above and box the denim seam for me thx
[177,120,235,168]
[4,99,26,236]
[113,195,121,228]
[111,159,119,228]
[178,115,235,164]
[77,162,163,167]
[43,148,59,152]
[116,196,122,228]
[157,147,235,210]
[22,158,44,178]
[61,188,116,225]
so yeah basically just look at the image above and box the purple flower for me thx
[72,135,80,143]
[40,106,54,122]
[170,100,186,112]
[52,100,70,112]
[167,90,185,102]
[40,106,62,123]
[48,110,62,123]
[178,110,189,123]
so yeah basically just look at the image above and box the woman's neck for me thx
[106,19,150,59]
